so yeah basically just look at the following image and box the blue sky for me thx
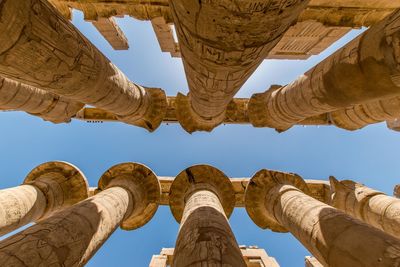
[0,11,399,266]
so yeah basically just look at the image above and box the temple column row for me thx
[0,163,399,266]
[248,9,400,132]
[245,170,400,267]
[0,163,160,266]
[0,0,167,131]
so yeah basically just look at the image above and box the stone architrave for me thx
[169,0,311,133]
[305,256,323,267]
[248,9,400,132]
[0,161,88,236]
[169,165,246,266]
[0,77,84,123]
[0,163,160,266]
[330,177,400,239]
[0,0,167,131]
[245,169,400,267]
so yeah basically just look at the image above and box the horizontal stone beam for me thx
[92,17,129,50]
[158,176,330,207]
[74,97,332,126]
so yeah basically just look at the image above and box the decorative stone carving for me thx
[245,169,400,266]
[0,0,167,131]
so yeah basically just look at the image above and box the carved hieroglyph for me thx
[330,177,400,239]
[0,0,167,131]
[0,77,84,123]
[170,0,311,132]
[0,163,160,266]
[0,161,89,237]
[245,169,400,267]
[249,9,400,131]
[169,165,246,267]
[327,96,400,130]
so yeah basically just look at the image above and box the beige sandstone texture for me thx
[245,169,400,267]
[330,177,400,239]
[0,162,160,266]
[248,9,400,131]
[395,185,400,198]
[92,17,129,50]
[305,256,323,267]
[170,165,246,267]
[0,161,89,237]
[170,0,311,133]
[0,77,83,123]
[0,0,167,131]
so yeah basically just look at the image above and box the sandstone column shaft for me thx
[0,185,46,236]
[325,96,400,130]
[395,185,400,198]
[246,170,400,267]
[170,0,310,132]
[249,10,400,131]
[269,185,400,266]
[0,186,132,266]
[331,178,400,239]
[0,0,166,131]
[173,190,245,267]
[0,161,88,237]
[0,77,83,123]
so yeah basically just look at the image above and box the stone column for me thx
[0,163,161,266]
[330,177,400,239]
[0,77,84,123]
[0,0,167,131]
[169,0,310,133]
[169,165,246,266]
[248,10,400,132]
[327,96,400,130]
[245,169,400,267]
[0,161,88,236]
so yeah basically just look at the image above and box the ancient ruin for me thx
[0,0,399,266]
[0,162,398,266]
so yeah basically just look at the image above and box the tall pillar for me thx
[330,177,400,239]
[245,169,400,267]
[0,77,84,123]
[169,165,246,266]
[0,163,161,266]
[0,161,88,236]
[170,0,310,133]
[0,0,167,131]
[248,10,400,132]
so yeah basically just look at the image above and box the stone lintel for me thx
[74,97,331,126]
[99,162,160,230]
[92,17,129,50]
[169,165,236,222]
[159,176,330,208]
[305,256,323,267]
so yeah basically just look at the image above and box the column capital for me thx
[24,161,89,217]
[169,165,235,222]
[329,176,383,211]
[245,169,309,232]
[99,162,160,230]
